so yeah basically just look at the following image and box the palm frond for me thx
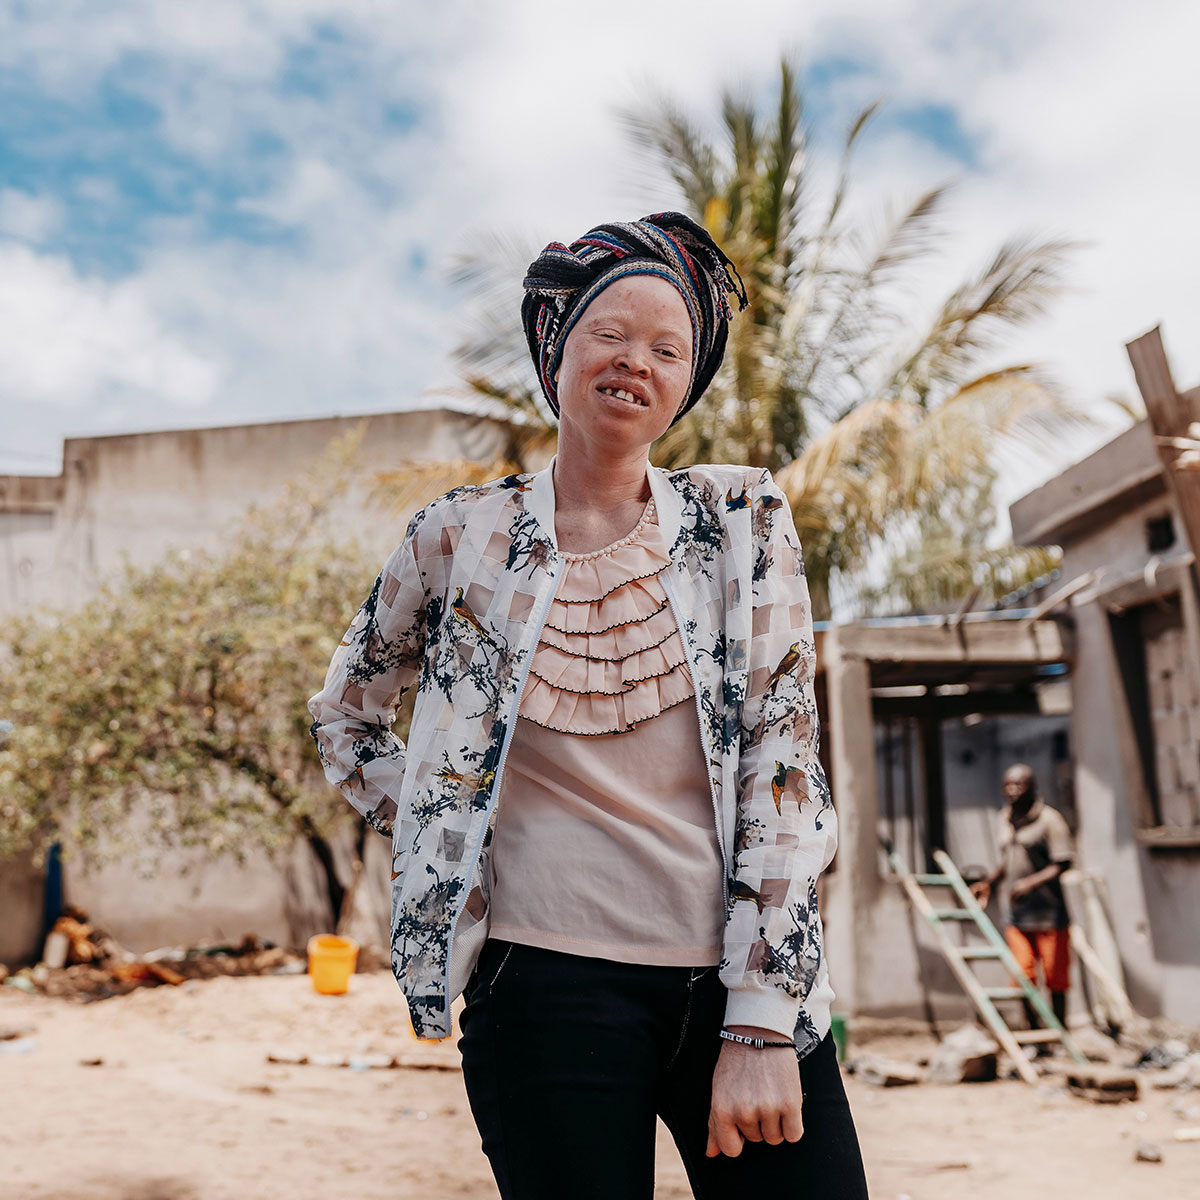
[861,540,1062,616]
[757,60,805,260]
[889,237,1076,405]
[806,185,951,419]
[620,99,719,215]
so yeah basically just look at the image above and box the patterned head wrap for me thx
[521,211,747,423]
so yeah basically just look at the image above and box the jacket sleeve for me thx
[307,527,429,838]
[721,468,837,1037]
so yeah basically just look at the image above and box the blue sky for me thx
[1,0,1196,479]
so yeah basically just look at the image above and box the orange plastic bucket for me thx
[307,934,359,994]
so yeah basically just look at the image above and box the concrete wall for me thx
[1063,562,1200,1021]
[0,850,45,964]
[1,407,516,617]
[826,691,1074,1023]
[1012,421,1200,1025]
[0,407,527,964]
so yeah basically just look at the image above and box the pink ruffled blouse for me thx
[521,499,695,734]
[488,500,725,965]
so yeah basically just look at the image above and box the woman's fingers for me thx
[737,1110,765,1141]
[757,1113,785,1145]
[706,1110,746,1158]
[781,1104,805,1144]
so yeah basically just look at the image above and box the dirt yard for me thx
[1,972,1197,1199]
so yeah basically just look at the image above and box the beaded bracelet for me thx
[719,1029,795,1050]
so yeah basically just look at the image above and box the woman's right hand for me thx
[706,1034,804,1157]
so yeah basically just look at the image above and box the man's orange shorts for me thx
[1004,926,1070,992]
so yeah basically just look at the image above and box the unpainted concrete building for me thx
[0,407,519,964]
[822,415,1200,1029]
[1009,419,1200,1022]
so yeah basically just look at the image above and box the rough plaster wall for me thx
[1143,604,1200,827]
[860,713,1076,1021]
[0,409,522,961]
[0,409,517,617]
[1062,497,1178,582]
[1069,600,1200,1022]
[1056,490,1200,1025]
[0,849,45,964]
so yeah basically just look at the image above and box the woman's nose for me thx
[614,343,652,375]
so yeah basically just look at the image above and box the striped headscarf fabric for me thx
[521,212,747,423]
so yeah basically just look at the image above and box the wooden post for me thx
[1126,328,1200,570]
[823,629,882,1016]
[919,715,946,873]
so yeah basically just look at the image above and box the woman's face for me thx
[555,275,694,457]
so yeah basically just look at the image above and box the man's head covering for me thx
[521,211,746,422]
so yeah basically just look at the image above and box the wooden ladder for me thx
[884,841,1087,1084]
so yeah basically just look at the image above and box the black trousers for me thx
[458,939,869,1199]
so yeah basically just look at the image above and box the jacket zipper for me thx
[441,560,561,1006]
[660,570,731,911]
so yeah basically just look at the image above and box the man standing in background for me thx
[971,763,1075,1028]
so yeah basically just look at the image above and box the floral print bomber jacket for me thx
[308,458,837,1052]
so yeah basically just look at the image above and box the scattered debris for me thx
[308,1053,347,1067]
[265,1049,460,1072]
[1142,1052,1200,1090]
[110,961,187,987]
[1135,1140,1163,1163]
[1138,1040,1191,1070]
[855,1054,922,1087]
[265,1049,307,1065]
[926,1025,999,1084]
[1067,1065,1140,1104]
[11,915,308,1001]
[1069,1025,1122,1063]
[349,1053,394,1071]
[0,1024,35,1041]
[79,1057,104,1067]
[0,1036,38,1054]
[42,929,69,969]
[1174,1128,1200,1143]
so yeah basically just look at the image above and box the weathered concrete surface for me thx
[0,407,527,961]
[1013,415,1200,1026]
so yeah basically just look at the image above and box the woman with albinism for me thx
[309,212,868,1198]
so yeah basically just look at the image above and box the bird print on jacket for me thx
[770,761,809,814]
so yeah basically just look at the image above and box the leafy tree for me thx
[0,432,385,926]
[449,60,1085,617]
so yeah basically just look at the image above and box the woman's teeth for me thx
[599,387,646,407]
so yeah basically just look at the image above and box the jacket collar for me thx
[525,455,685,559]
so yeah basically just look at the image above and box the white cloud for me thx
[0,243,221,407]
[0,189,63,242]
[0,0,1197,487]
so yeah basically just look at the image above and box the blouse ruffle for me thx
[520,501,695,735]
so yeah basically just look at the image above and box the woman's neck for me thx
[551,437,652,554]
[554,434,652,513]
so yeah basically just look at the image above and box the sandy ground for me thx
[1,972,1198,1199]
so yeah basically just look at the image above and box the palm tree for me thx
[393,60,1085,618]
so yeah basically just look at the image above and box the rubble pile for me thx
[0,907,306,1002]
